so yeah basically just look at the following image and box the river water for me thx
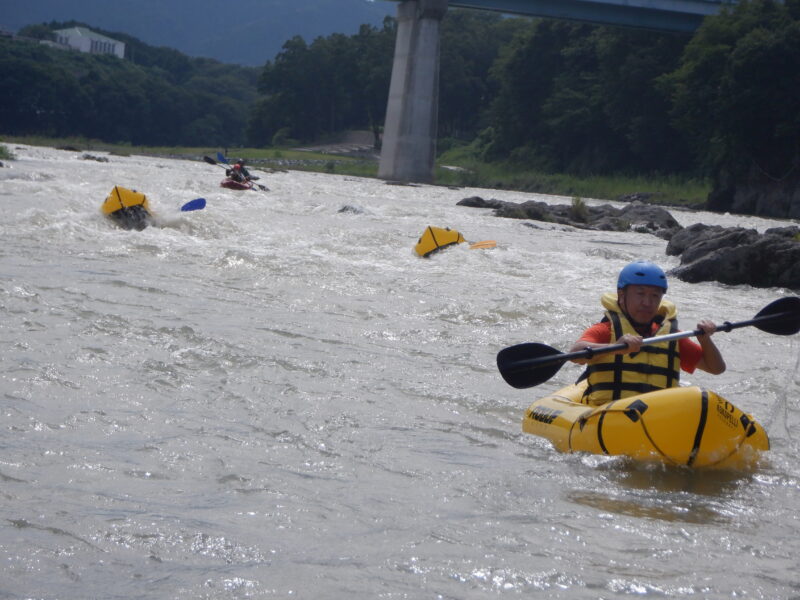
[1,144,799,599]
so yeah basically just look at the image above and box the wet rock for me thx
[385,180,422,187]
[666,224,759,263]
[82,154,109,162]
[765,225,800,238]
[668,224,800,289]
[617,192,658,203]
[457,196,682,238]
[707,166,800,219]
[338,205,366,214]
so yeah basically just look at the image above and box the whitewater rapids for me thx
[1,144,798,598]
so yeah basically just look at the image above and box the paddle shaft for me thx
[530,308,799,368]
[497,296,800,389]
[204,157,227,169]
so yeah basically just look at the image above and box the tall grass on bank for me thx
[0,135,375,174]
[2,135,709,207]
[0,143,14,160]
[436,146,710,208]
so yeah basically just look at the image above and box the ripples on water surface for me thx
[1,145,799,598]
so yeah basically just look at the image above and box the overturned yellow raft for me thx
[414,226,496,257]
[101,186,152,231]
[523,381,769,469]
[414,226,465,257]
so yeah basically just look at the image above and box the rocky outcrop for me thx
[457,196,682,239]
[458,194,800,289]
[707,165,800,219]
[667,224,800,289]
[82,154,109,162]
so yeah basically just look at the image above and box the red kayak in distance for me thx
[220,178,255,190]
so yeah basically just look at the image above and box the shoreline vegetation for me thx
[1,135,710,209]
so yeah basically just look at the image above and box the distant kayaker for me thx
[236,159,253,178]
[569,260,726,406]
[227,159,252,183]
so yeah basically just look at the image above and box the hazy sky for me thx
[0,0,393,66]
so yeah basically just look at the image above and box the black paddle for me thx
[497,296,800,389]
[203,156,269,191]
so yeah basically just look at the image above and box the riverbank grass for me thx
[435,145,709,208]
[2,135,709,207]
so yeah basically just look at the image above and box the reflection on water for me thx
[604,460,753,496]
[567,489,729,524]
[566,458,757,524]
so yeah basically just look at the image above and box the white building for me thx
[53,27,125,59]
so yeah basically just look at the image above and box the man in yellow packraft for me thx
[570,261,726,406]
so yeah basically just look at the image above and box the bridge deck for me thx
[385,0,733,32]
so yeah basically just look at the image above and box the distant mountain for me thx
[0,0,394,66]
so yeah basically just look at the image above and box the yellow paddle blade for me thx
[468,240,497,250]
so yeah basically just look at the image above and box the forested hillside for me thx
[0,0,391,66]
[247,12,530,150]
[2,1,799,216]
[0,24,260,146]
[249,0,800,216]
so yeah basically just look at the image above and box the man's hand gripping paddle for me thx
[497,296,800,389]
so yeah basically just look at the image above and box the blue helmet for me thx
[617,261,668,291]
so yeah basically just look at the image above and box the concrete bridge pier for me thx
[378,0,448,183]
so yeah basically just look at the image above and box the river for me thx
[1,144,798,599]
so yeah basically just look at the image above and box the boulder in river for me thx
[667,223,800,289]
[457,196,682,239]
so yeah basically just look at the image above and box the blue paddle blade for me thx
[216,152,229,164]
[181,198,206,212]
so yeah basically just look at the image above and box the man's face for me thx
[618,284,665,325]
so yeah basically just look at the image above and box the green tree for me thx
[484,20,574,166]
[596,28,692,173]
[0,45,90,137]
[664,0,800,212]
[17,24,56,41]
[248,23,396,147]
[482,19,690,175]
[350,20,395,147]
[0,24,258,147]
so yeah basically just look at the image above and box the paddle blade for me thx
[203,156,218,165]
[497,342,567,389]
[217,152,229,164]
[469,240,497,250]
[181,198,206,212]
[752,296,800,335]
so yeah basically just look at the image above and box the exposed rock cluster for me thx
[458,195,800,290]
[667,224,800,290]
[457,196,681,239]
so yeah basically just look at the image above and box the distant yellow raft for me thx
[101,186,152,230]
[523,381,769,469]
[414,226,465,257]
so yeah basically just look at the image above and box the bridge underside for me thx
[446,0,723,32]
[385,0,729,32]
[378,0,730,183]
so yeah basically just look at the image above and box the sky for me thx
[0,0,394,66]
